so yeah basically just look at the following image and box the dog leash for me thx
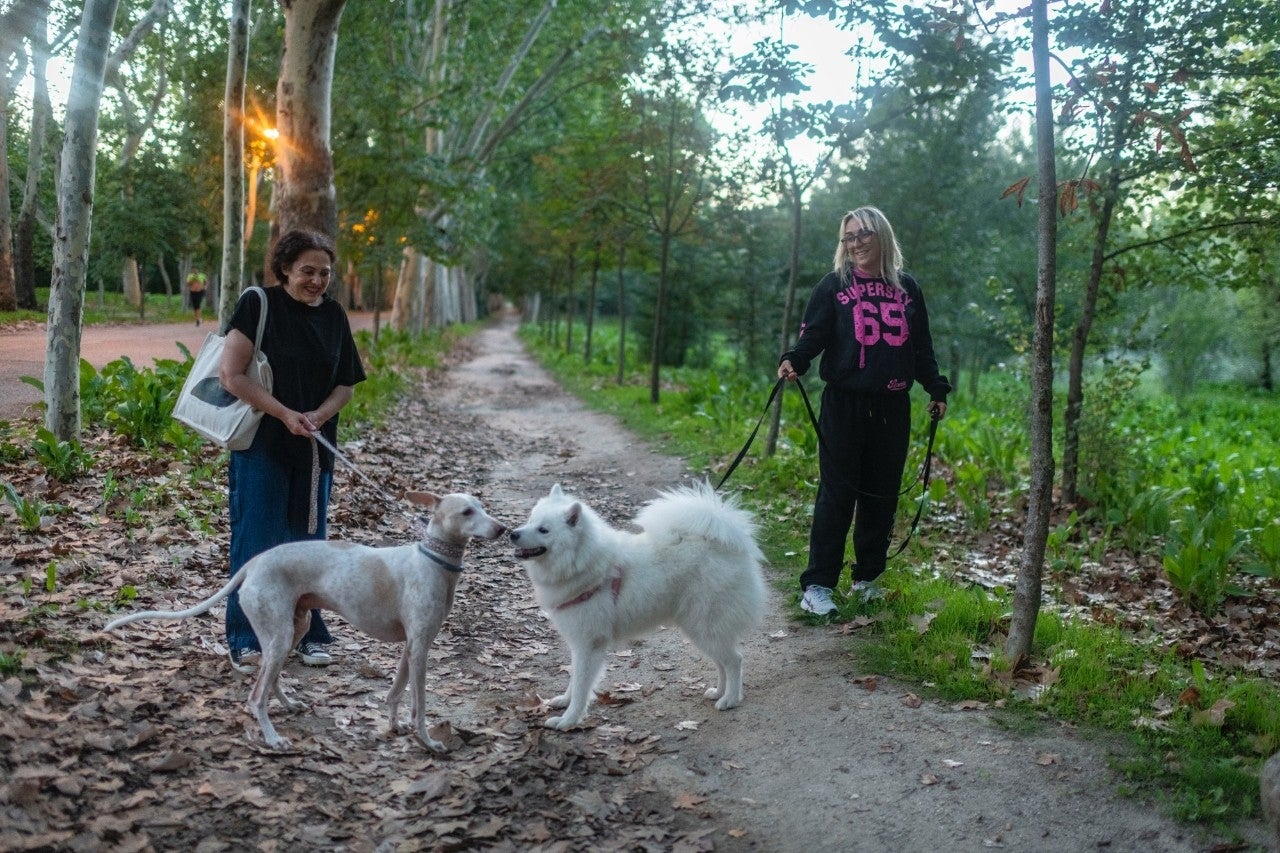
[310,430,432,537]
[716,377,828,491]
[715,378,939,557]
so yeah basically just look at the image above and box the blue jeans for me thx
[225,436,334,653]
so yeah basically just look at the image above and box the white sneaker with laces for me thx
[851,580,884,603]
[298,642,332,666]
[800,585,838,616]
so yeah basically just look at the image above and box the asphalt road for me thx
[0,312,377,423]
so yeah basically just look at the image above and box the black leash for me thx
[887,414,938,559]
[715,377,826,491]
[715,378,940,558]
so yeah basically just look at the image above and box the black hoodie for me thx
[781,269,951,401]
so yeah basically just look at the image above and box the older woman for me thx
[778,206,950,616]
[218,230,366,669]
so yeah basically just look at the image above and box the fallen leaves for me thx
[0,395,720,851]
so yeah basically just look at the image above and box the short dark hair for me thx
[270,230,336,284]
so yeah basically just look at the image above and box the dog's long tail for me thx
[104,569,250,632]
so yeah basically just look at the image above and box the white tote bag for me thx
[172,286,273,450]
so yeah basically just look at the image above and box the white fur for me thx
[106,491,505,751]
[510,480,766,730]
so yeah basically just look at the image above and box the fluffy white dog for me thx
[510,481,766,730]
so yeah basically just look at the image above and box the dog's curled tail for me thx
[104,570,249,632]
[638,480,765,562]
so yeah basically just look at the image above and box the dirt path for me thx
[437,315,1257,853]
[2,312,1267,851]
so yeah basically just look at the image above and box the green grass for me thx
[521,318,1280,835]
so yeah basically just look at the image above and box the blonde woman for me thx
[778,206,950,616]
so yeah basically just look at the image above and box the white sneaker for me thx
[800,585,838,616]
[851,580,884,603]
[297,642,332,666]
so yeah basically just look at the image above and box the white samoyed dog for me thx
[510,480,766,730]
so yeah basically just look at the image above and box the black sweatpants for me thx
[798,388,912,591]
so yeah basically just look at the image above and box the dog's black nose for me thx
[509,529,520,542]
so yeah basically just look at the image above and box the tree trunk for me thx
[390,245,416,332]
[220,0,251,325]
[616,239,627,386]
[122,257,142,310]
[1006,0,1058,663]
[585,239,601,362]
[46,0,121,441]
[274,0,346,240]
[0,93,17,312]
[15,0,49,311]
[766,181,804,456]
[564,247,577,355]
[649,232,671,404]
[1061,176,1117,505]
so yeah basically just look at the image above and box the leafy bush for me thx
[1162,506,1248,614]
[100,357,187,448]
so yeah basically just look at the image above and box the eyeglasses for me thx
[841,228,876,244]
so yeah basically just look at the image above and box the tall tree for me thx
[0,0,45,311]
[1006,0,1057,662]
[45,0,122,440]
[1047,0,1279,503]
[220,0,252,323]
[273,0,347,241]
[14,0,57,311]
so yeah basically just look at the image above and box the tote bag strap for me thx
[243,286,269,353]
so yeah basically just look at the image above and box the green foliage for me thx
[0,650,22,677]
[31,427,92,482]
[2,482,61,533]
[99,357,187,448]
[1162,506,1248,615]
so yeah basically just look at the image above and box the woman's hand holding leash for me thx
[778,360,799,382]
[928,401,947,421]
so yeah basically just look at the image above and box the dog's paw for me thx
[282,698,307,712]
[704,686,725,701]
[388,721,411,735]
[544,714,583,731]
[714,694,742,711]
[548,693,570,709]
[417,733,447,752]
[265,735,293,750]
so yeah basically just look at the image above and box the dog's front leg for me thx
[407,637,446,752]
[384,646,411,735]
[546,640,606,730]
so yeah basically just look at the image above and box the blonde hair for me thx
[833,206,903,289]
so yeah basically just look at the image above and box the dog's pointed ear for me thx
[404,491,440,509]
[566,502,582,527]
[550,483,564,499]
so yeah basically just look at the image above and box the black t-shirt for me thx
[226,286,366,471]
